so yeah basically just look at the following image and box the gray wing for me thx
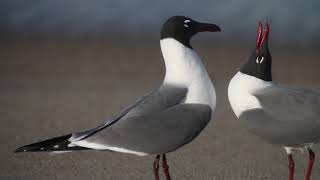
[244,85,320,146]
[78,103,212,154]
[253,85,320,122]
[70,85,188,142]
[70,85,212,154]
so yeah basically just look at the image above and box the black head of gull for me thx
[240,21,272,82]
[161,16,221,49]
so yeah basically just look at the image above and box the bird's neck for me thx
[160,38,205,87]
[228,72,273,117]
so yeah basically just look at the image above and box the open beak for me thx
[198,23,221,32]
[256,20,269,52]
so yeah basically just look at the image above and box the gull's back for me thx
[239,84,320,146]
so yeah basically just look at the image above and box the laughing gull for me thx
[15,16,221,180]
[228,21,320,180]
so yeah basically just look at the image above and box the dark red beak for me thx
[256,20,269,52]
[198,23,221,32]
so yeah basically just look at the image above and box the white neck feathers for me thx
[160,38,205,86]
[228,72,273,117]
[160,38,216,109]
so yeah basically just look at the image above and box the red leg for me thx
[162,154,172,180]
[288,154,295,180]
[305,148,315,180]
[153,155,160,180]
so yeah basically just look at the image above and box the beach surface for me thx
[1,39,320,180]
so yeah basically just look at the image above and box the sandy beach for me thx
[1,39,320,180]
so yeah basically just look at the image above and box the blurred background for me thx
[1,0,320,179]
[1,0,320,45]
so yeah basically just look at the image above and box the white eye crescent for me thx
[256,57,264,64]
[184,19,191,28]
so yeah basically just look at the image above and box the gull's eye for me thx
[256,56,264,64]
[184,19,191,28]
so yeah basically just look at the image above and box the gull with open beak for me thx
[228,21,320,180]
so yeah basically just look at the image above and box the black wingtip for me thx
[14,134,91,153]
[14,144,42,153]
[14,147,25,153]
[14,134,73,153]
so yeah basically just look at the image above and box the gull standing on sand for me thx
[15,16,221,180]
[228,21,320,180]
